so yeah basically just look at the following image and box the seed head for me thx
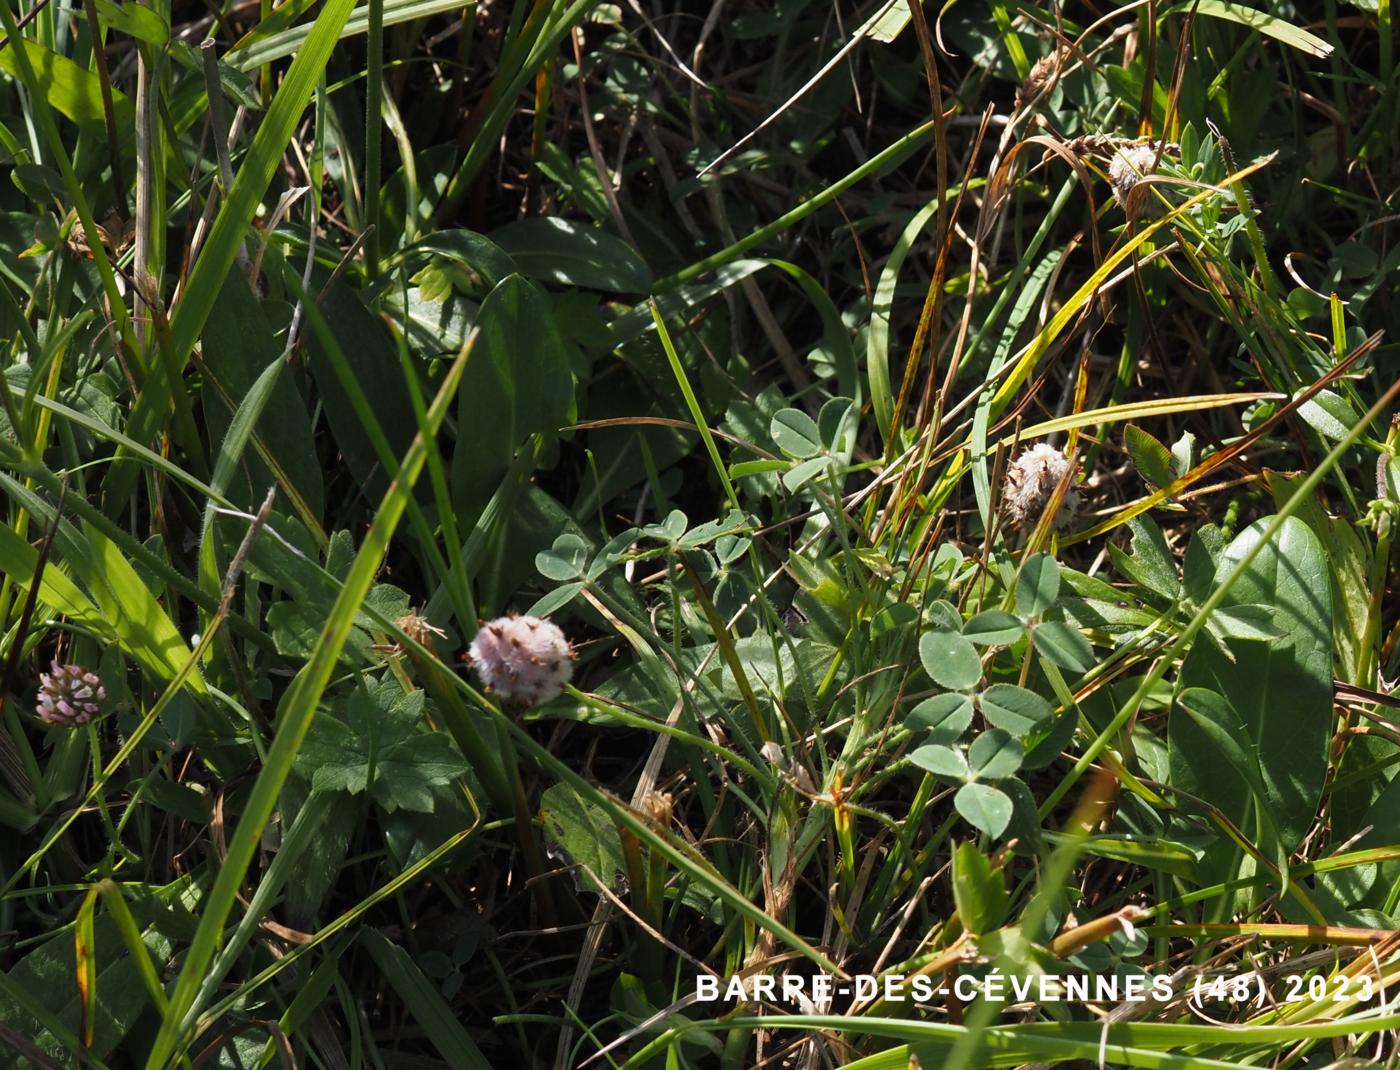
[1003,443,1080,530]
[1016,49,1063,111]
[35,662,106,727]
[467,614,574,706]
[641,790,674,826]
[393,612,448,651]
[1108,144,1158,212]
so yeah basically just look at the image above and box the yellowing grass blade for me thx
[989,155,1277,415]
[75,887,98,1050]
[1002,392,1278,445]
[1065,349,1370,545]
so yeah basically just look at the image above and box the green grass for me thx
[0,0,1398,1067]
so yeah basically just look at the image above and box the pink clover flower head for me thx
[468,614,575,706]
[36,661,107,727]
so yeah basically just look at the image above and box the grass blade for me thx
[103,0,357,507]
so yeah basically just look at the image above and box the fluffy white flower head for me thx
[1003,443,1080,530]
[1109,144,1157,198]
[468,614,574,706]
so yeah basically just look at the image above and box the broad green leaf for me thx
[540,782,628,893]
[713,533,750,565]
[1125,424,1174,488]
[1296,388,1358,441]
[264,600,330,661]
[384,272,480,355]
[1176,688,1272,801]
[294,678,467,813]
[1207,604,1281,643]
[0,38,134,126]
[0,909,173,1063]
[979,684,1053,738]
[906,693,974,743]
[450,275,574,525]
[256,786,358,948]
[536,532,591,581]
[1325,769,1400,910]
[255,531,408,663]
[1170,431,1196,476]
[1016,553,1060,618]
[12,162,65,200]
[393,229,518,289]
[607,258,765,346]
[1268,471,1372,683]
[816,396,858,455]
[1032,620,1095,674]
[1023,704,1078,771]
[593,521,642,574]
[1183,526,1223,606]
[304,280,422,503]
[1169,517,1333,865]
[678,510,752,549]
[770,408,823,458]
[952,841,1008,935]
[1062,576,1121,619]
[919,629,983,691]
[954,782,1014,838]
[199,275,324,520]
[1175,687,1287,886]
[786,551,850,613]
[732,458,788,480]
[645,509,688,543]
[490,217,651,293]
[528,581,584,617]
[94,0,169,43]
[1056,596,1158,634]
[1105,64,1171,132]
[963,610,1025,646]
[925,599,963,632]
[861,0,910,43]
[782,455,833,492]
[1055,833,1202,880]
[968,729,1023,780]
[909,743,969,780]
[1110,515,1181,600]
